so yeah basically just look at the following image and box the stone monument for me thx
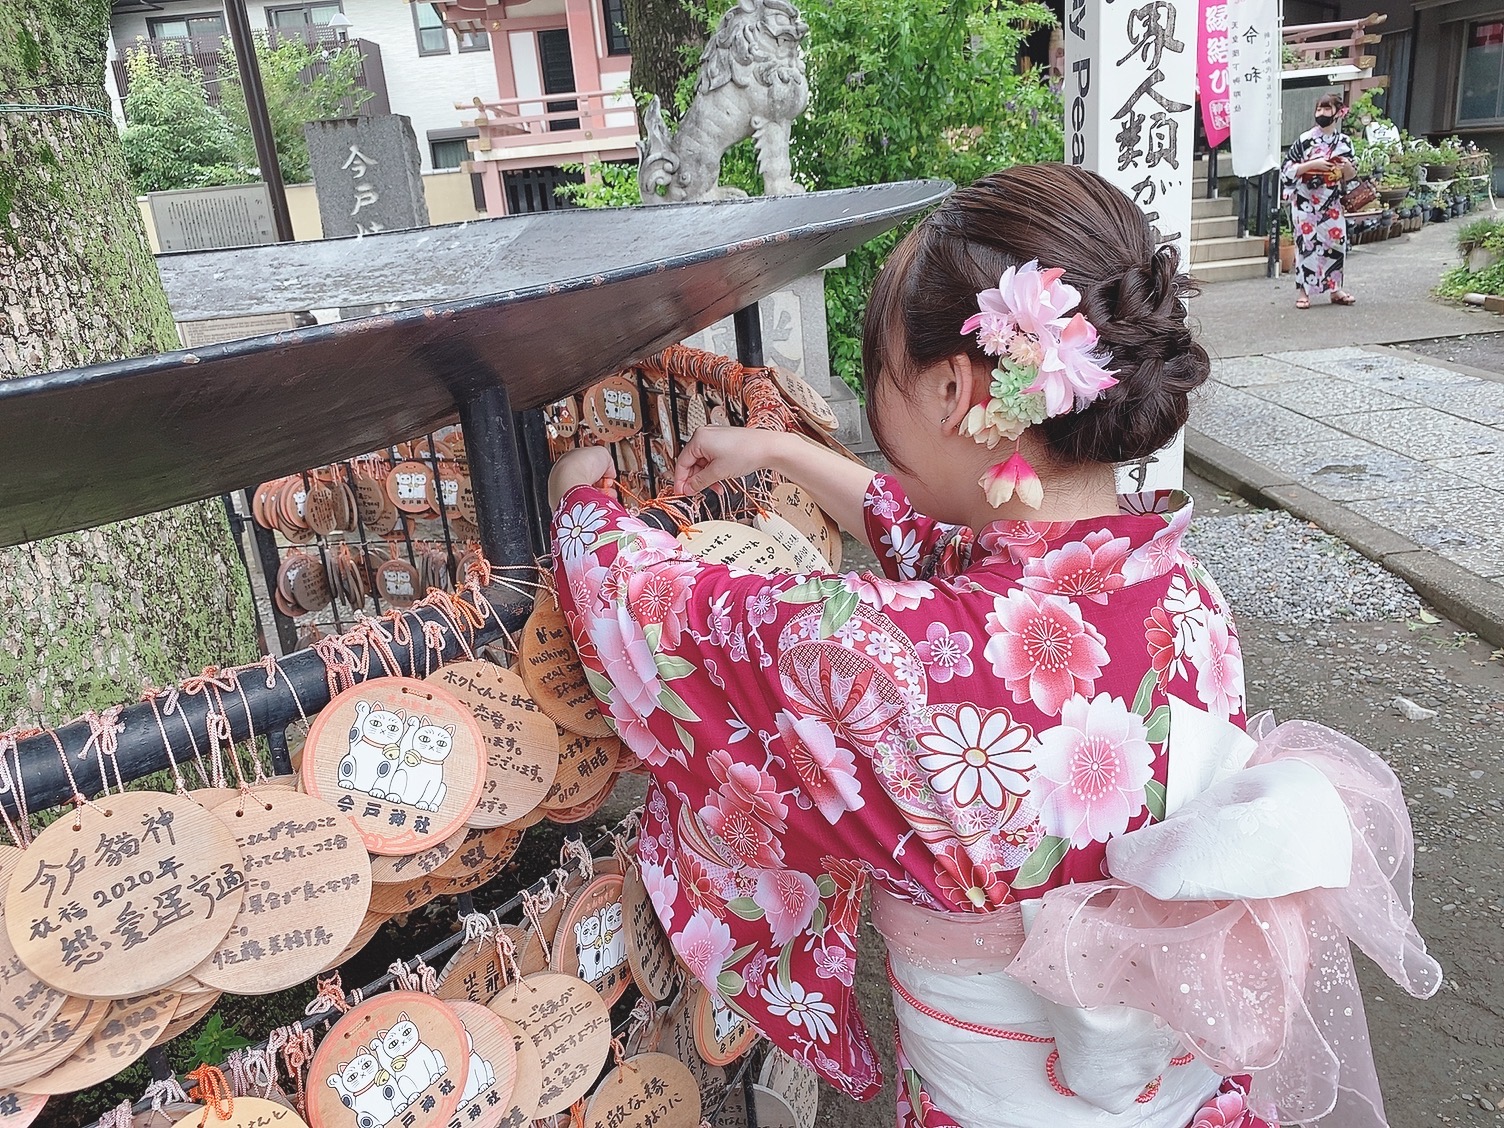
[637,0,809,204]
[305,115,431,238]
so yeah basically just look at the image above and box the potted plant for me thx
[1426,136,1465,182]
[1456,217,1504,271]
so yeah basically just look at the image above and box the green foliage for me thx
[187,1013,252,1065]
[1437,261,1504,299]
[555,159,642,207]
[1455,217,1504,254]
[219,35,373,184]
[121,44,245,193]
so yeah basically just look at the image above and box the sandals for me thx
[1331,290,1357,305]
[1295,294,1311,309]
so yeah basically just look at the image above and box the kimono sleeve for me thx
[1280,135,1305,197]
[863,473,973,581]
[549,485,888,1099]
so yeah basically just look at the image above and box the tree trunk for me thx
[622,0,705,113]
[0,0,257,728]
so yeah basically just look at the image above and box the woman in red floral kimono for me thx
[547,164,1439,1128]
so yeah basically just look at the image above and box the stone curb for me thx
[1185,429,1504,648]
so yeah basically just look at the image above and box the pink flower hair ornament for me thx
[959,260,1119,508]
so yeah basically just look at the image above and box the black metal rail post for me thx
[457,384,536,578]
[1206,145,1220,200]
[517,408,555,557]
[1266,170,1281,280]
[733,304,765,368]
[224,0,294,243]
[241,487,300,655]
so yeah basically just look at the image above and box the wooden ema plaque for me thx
[519,599,610,739]
[493,1018,540,1128]
[752,514,831,574]
[443,1002,519,1128]
[0,995,109,1088]
[0,1091,46,1128]
[768,483,840,568]
[387,462,438,515]
[15,988,178,1095]
[678,522,798,575]
[427,828,523,896]
[692,986,755,1068]
[486,973,609,1119]
[308,993,468,1128]
[582,1053,700,1128]
[426,663,559,829]
[540,780,617,826]
[4,792,245,999]
[194,789,372,994]
[620,865,675,1003]
[550,874,630,1007]
[581,377,642,445]
[365,875,446,918]
[155,986,221,1046]
[541,732,619,813]
[658,990,725,1116]
[370,826,470,886]
[300,678,486,857]
[172,1097,309,1128]
[755,1049,818,1128]
[0,861,70,1061]
[435,938,507,1007]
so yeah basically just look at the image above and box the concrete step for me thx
[1194,255,1270,282]
[1191,213,1240,240]
[1191,196,1237,219]
[1191,235,1267,264]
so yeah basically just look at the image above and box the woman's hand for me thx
[673,426,790,493]
[548,446,615,510]
[1302,158,1333,176]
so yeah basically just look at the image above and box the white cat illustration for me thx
[601,902,626,973]
[327,1050,400,1128]
[458,1029,495,1105]
[340,703,410,795]
[574,912,603,980]
[712,999,745,1043]
[372,1013,446,1105]
[386,718,454,811]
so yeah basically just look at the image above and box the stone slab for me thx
[1251,438,1475,502]
[1244,379,1413,417]
[305,114,431,239]
[1207,354,1320,387]
[1330,409,1504,459]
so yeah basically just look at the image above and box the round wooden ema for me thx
[820,512,843,572]
[387,461,439,515]
[756,1048,818,1128]
[540,778,617,826]
[369,825,470,885]
[658,990,726,1116]
[365,874,447,918]
[0,994,109,1089]
[486,973,609,1119]
[193,789,372,994]
[581,376,642,444]
[426,662,560,829]
[678,522,798,575]
[299,677,486,857]
[307,992,468,1128]
[428,827,524,895]
[376,560,423,609]
[15,988,179,1095]
[444,1002,519,1128]
[768,368,839,433]
[493,1017,541,1128]
[0,1090,46,1128]
[0,865,70,1064]
[541,732,619,813]
[692,986,756,1068]
[321,909,389,974]
[583,1053,701,1128]
[620,865,675,1003]
[518,599,611,738]
[712,1078,747,1128]
[752,514,831,574]
[4,791,245,999]
[154,985,221,1046]
[549,874,630,1007]
[171,1097,309,1128]
[436,936,507,1007]
[769,483,834,550]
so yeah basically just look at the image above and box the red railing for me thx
[458,91,640,156]
[1282,15,1387,73]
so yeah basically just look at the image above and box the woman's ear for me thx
[937,354,986,436]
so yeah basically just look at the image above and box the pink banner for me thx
[1199,0,1231,148]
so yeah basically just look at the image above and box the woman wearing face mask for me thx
[1281,93,1357,308]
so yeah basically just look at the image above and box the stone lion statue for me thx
[637,0,809,205]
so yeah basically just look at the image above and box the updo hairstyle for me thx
[861,163,1210,468]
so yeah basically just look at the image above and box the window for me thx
[266,2,344,29]
[602,0,630,55]
[430,136,474,170]
[147,12,228,41]
[1460,20,1504,124]
[414,3,450,55]
[457,28,490,53]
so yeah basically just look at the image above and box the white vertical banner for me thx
[1064,0,1195,493]
[1227,0,1282,177]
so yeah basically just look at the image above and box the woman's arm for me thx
[672,426,876,544]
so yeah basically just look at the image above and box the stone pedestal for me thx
[681,261,867,450]
[305,115,431,239]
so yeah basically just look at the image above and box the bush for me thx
[120,44,245,194]
[1437,262,1504,299]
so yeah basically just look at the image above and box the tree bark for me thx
[0,0,256,728]
[622,0,705,113]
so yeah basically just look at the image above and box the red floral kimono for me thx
[551,475,1247,1113]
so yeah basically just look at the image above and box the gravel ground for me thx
[1183,507,1423,625]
